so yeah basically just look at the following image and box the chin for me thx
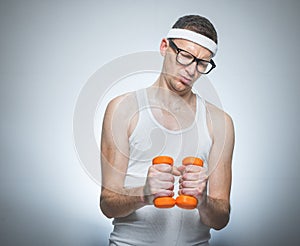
[172,82,191,93]
[178,79,193,88]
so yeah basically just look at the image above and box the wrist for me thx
[197,195,208,210]
[141,187,152,206]
[140,193,148,205]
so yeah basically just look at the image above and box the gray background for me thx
[1,0,300,245]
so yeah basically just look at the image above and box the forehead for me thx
[173,38,212,60]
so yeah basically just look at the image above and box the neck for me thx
[147,75,197,130]
[152,73,195,105]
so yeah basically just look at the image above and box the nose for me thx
[185,61,197,76]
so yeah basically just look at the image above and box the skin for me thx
[100,38,235,231]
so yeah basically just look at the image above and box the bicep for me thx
[101,98,131,192]
[207,112,235,202]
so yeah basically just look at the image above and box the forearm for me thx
[198,196,230,230]
[100,186,147,219]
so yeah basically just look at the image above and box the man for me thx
[100,15,234,245]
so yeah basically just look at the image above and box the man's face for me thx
[161,38,212,94]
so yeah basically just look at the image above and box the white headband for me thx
[166,28,218,56]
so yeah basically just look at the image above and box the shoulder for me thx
[104,91,138,119]
[206,102,233,124]
[103,91,139,137]
[205,101,234,141]
[106,91,137,110]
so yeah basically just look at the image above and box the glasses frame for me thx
[168,39,216,74]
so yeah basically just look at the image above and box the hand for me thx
[178,164,208,207]
[143,164,180,205]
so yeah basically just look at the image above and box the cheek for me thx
[162,58,174,74]
[163,55,181,75]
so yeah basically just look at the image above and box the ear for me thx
[160,38,169,56]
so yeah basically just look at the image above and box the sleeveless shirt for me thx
[109,88,212,246]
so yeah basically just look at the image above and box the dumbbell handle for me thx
[176,157,203,209]
[152,156,176,208]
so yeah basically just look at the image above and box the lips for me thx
[179,75,192,85]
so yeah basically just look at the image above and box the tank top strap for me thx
[196,94,206,124]
[135,89,149,111]
[196,94,212,154]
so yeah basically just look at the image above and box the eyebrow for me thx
[169,39,211,61]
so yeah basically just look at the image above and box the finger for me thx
[154,179,175,190]
[179,188,204,197]
[157,172,175,182]
[171,166,181,176]
[182,172,208,182]
[181,180,207,189]
[184,165,203,173]
[154,190,174,198]
[177,165,186,174]
[148,175,174,189]
[185,166,208,175]
[154,164,173,173]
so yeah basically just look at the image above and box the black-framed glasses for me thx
[168,39,216,74]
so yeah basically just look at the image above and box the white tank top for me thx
[109,88,212,246]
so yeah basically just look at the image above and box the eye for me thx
[198,60,208,67]
[180,51,194,60]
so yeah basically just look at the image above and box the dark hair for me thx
[172,15,218,44]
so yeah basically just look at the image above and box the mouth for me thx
[178,75,192,86]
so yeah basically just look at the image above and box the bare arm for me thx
[100,187,145,219]
[100,93,146,218]
[178,104,234,230]
[199,106,234,230]
[99,93,175,218]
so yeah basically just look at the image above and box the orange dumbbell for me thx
[152,156,176,208]
[176,157,204,209]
